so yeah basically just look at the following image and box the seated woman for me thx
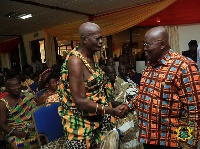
[37,72,59,106]
[35,68,52,102]
[0,71,37,149]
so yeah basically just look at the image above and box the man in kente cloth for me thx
[0,72,37,149]
[58,22,129,149]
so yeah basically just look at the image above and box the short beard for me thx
[12,93,21,98]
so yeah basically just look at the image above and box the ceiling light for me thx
[19,14,32,19]
[5,12,32,19]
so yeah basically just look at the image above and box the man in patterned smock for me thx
[136,26,200,149]
[58,22,129,149]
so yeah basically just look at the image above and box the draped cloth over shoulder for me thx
[58,49,115,148]
[1,93,37,149]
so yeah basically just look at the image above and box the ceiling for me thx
[0,0,158,42]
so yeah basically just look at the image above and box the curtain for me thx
[0,38,19,53]
[19,36,27,66]
[0,53,11,69]
[139,0,200,26]
[44,32,56,67]
[165,26,180,53]
[45,0,177,40]
[197,43,200,72]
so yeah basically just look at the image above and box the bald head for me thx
[145,26,169,44]
[144,26,170,62]
[78,22,101,38]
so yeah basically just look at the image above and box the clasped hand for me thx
[113,104,129,118]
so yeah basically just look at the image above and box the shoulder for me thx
[68,55,82,64]
[0,98,7,110]
[172,53,198,73]
[38,91,48,100]
[67,55,84,70]
[171,52,193,64]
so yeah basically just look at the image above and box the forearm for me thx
[0,124,14,134]
[0,123,26,138]
[75,99,114,116]
[111,100,122,108]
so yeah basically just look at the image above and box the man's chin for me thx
[13,92,21,98]
[96,47,102,51]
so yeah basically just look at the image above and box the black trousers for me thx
[143,144,182,149]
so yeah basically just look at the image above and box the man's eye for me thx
[95,37,102,40]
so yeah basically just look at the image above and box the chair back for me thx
[36,88,47,99]
[30,82,38,93]
[32,102,64,146]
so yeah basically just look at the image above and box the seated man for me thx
[0,72,37,149]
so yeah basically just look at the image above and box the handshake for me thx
[112,102,134,118]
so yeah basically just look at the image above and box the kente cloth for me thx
[114,76,143,149]
[1,93,38,149]
[137,49,200,148]
[58,49,115,148]
[46,93,59,106]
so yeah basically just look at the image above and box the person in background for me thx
[182,40,198,63]
[20,65,35,93]
[135,26,200,149]
[31,56,43,76]
[37,72,59,106]
[103,65,117,88]
[110,63,142,149]
[58,22,129,149]
[0,71,37,149]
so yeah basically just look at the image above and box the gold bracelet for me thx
[5,129,15,138]
[103,106,106,116]
[95,103,98,114]
[101,105,104,116]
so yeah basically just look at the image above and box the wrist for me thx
[104,106,114,116]
[5,129,15,138]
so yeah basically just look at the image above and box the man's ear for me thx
[81,36,87,44]
[161,40,166,50]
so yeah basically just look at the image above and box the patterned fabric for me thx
[1,93,38,149]
[114,76,143,149]
[137,49,200,148]
[39,136,67,149]
[46,93,59,103]
[66,139,87,149]
[197,43,200,71]
[46,93,59,106]
[58,49,115,148]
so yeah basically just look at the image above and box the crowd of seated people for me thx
[0,60,62,149]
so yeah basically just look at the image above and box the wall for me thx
[22,30,45,64]
[178,23,200,53]
[20,24,200,66]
